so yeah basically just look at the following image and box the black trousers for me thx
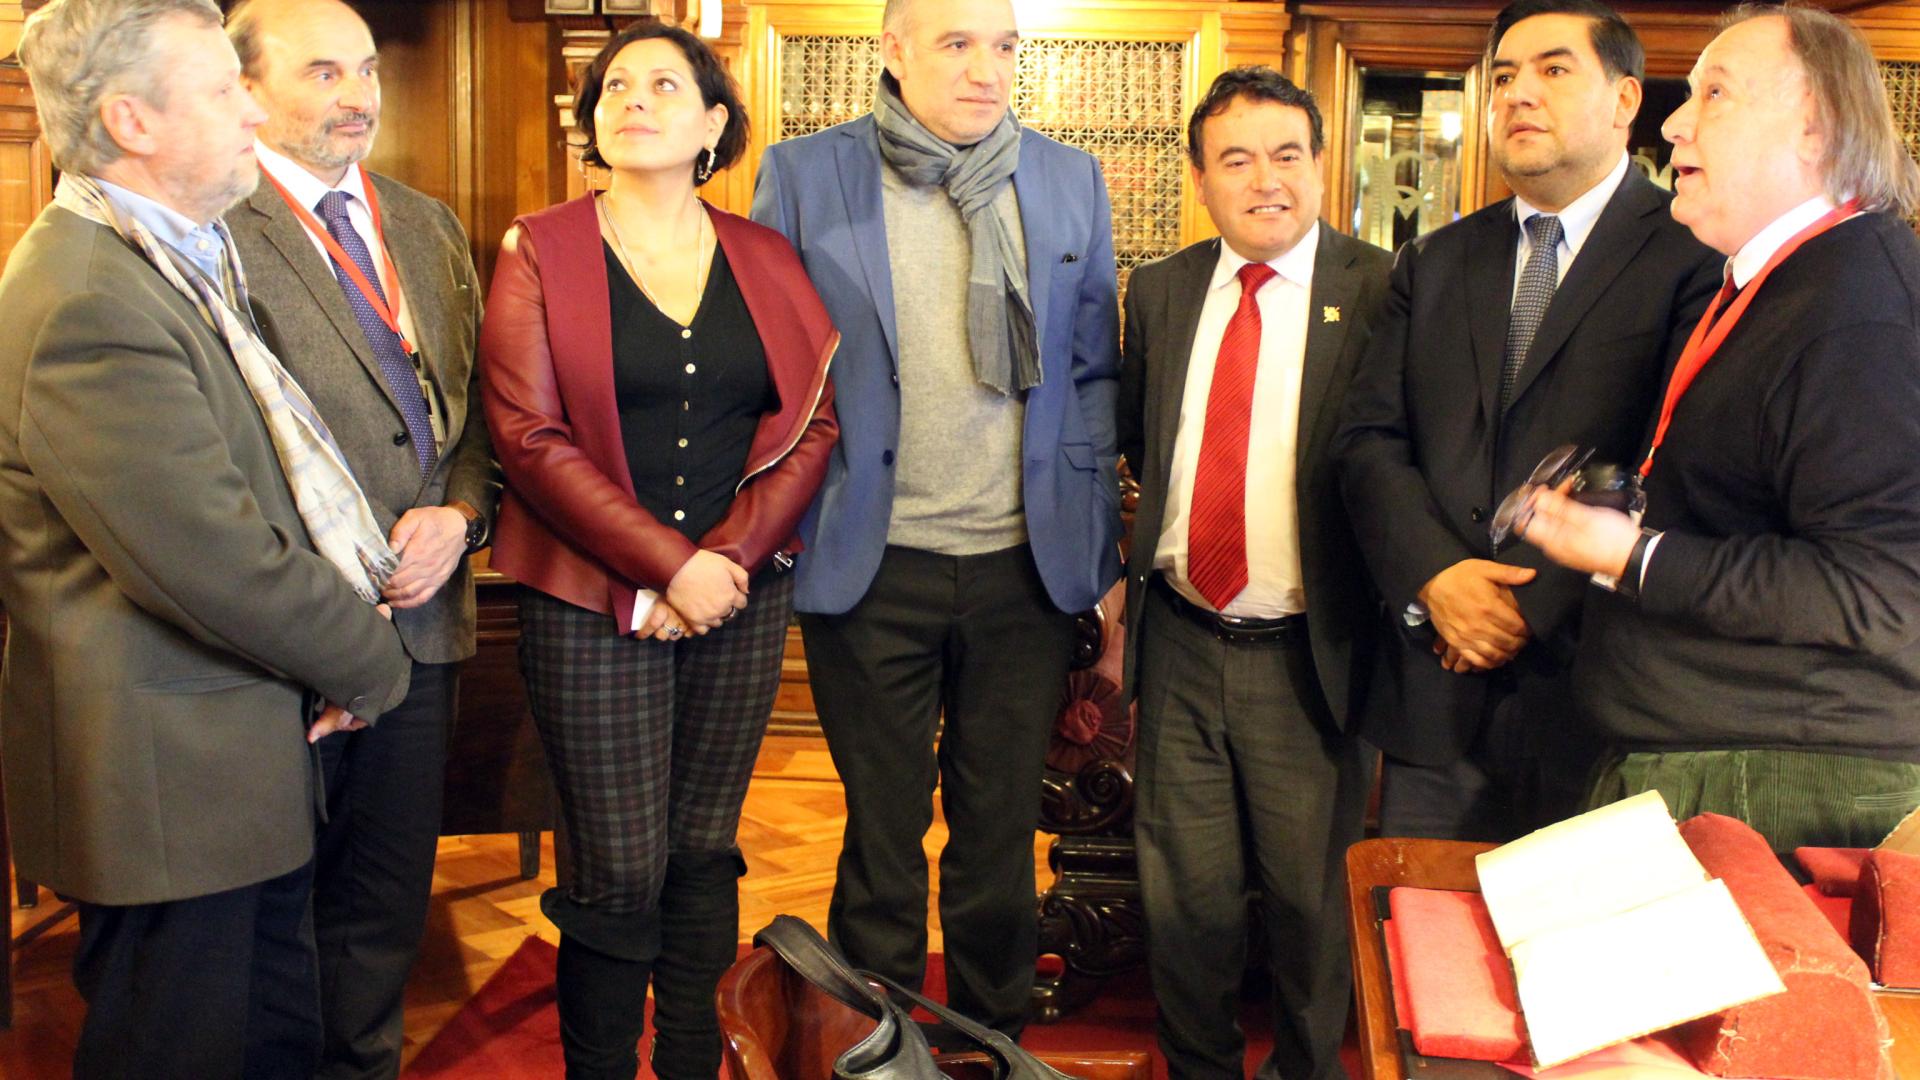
[73,860,320,1080]
[313,660,456,1080]
[1376,672,1597,843]
[1132,584,1369,1080]
[799,544,1076,1033]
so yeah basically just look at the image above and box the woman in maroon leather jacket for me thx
[478,21,837,1080]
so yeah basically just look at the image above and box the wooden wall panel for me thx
[350,0,560,284]
[362,2,458,211]
[0,66,46,271]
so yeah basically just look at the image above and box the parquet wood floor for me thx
[0,735,1055,1076]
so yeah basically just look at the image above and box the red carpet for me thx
[406,936,1363,1079]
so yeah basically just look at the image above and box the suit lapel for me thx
[1149,240,1216,472]
[835,119,900,369]
[1466,202,1520,429]
[1297,230,1364,471]
[1012,131,1053,365]
[242,181,404,419]
[1505,170,1660,410]
[377,176,450,390]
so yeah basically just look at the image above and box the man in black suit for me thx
[1518,4,1920,852]
[1336,0,1720,842]
[1118,67,1390,1080]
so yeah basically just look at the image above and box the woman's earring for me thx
[696,146,717,184]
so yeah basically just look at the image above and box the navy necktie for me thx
[1501,213,1563,417]
[316,190,437,476]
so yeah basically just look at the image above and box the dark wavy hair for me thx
[575,20,748,185]
[1186,66,1324,170]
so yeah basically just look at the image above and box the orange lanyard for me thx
[261,164,416,355]
[1641,200,1858,477]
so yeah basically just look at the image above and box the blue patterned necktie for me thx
[316,190,437,475]
[1501,213,1563,417]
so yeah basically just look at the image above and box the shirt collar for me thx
[91,176,229,282]
[1728,194,1840,289]
[255,139,370,214]
[1210,221,1321,293]
[1512,152,1629,260]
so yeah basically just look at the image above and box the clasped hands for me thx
[1418,559,1536,674]
[1422,478,1643,675]
[637,549,751,642]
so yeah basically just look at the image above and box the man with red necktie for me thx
[1116,67,1390,1080]
[1518,4,1920,853]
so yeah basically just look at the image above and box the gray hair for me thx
[1722,2,1920,218]
[18,0,224,176]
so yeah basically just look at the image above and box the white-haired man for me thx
[0,1,410,1075]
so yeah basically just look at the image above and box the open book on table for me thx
[1473,791,1785,1068]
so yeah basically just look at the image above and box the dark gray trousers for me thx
[313,660,456,1080]
[799,544,1077,1033]
[1134,584,1369,1080]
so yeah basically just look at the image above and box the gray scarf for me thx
[872,73,1040,395]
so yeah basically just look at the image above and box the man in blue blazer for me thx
[752,0,1122,1033]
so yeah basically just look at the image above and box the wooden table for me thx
[1343,837,1920,1079]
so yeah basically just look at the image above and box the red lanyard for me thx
[261,164,416,355]
[1641,199,1859,477]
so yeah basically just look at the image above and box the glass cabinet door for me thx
[1630,77,1688,192]
[1350,68,1467,249]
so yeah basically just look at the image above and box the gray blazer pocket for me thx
[132,671,265,694]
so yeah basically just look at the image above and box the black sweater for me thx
[1575,211,1920,761]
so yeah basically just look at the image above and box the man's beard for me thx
[292,110,379,171]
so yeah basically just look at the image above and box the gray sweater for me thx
[880,161,1029,554]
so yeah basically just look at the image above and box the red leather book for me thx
[1680,815,1891,1080]
[1851,848,1920,989]
[1385,887,1526,1062]
[1798,847,1872,897]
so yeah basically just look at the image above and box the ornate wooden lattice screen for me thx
[1884,61,1920,177]
[775,34,1188,290]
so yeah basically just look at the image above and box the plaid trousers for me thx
[518,571,793,916]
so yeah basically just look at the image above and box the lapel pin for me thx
[1323,306,1341,323]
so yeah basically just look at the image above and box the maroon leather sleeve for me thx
[479,224,697,592]
[697,376,837,575]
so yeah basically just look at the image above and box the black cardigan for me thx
[1575,211,1920,762]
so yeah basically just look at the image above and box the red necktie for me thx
[1188,262,1276,611]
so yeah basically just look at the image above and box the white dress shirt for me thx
[1154,224,1319,618]
[255,140,424,357]
[1510,152,1630,299]
[1729,194,1843,289]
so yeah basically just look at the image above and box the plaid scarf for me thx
[54,173,397,603]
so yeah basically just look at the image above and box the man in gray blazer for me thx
[0,1,412,1076]
[222,1,497,1074]
[1117,68,1390,1080]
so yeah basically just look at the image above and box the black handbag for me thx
[752,915,1079,1080]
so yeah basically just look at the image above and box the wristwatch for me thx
[1617,527,1660,602]
[450,500,489,554]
